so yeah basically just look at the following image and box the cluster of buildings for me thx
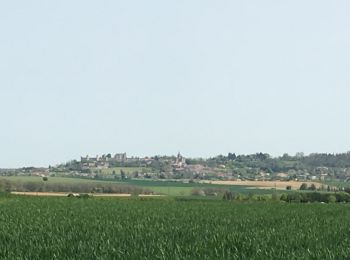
[80,153,127,168]
[173,152,187,169]
[80,152,188,170]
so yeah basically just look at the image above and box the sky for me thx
[1,1,350,167]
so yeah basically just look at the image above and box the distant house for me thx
[310,175,317,180]
[173,152,186,169]
[276,173,288,179]
[113,153,127,162]
[80,152,129,168]
[297,172,310,181]
[320,173,328,181]
[81,155,109,168]
[81,155,98,167]
[315,167,329,175]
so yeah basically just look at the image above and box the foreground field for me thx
[1,195,350,259]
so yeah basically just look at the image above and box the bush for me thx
[286,192,301,202]
[67,193,80,198]
[308,184,317,191]
[255,195,270,201]
[280,193,287,201]
[280,191,350,204]
[335,192,350,202]
[223,191,234,201]
[79,193,92,199]
[271,193,280,201]
[0,180,12,192]
[299,183,308,190]
[327,195,336,203]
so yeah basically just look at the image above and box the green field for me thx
[323,180,350,189]
[94,167,150,176]
[0,176,111,184]
[1,195,350,259]
[127,179,276,196]
[0,176,271,196]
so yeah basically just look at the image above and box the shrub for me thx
[271,192,280,201]
[67,193,80,198]
[327,195,336,203]
[299,183,308,190]
[335,192,350,203]
[308,184,317,191]
[280,193,287,202]
[223,191,234,201]
[79,193,92,199]
[286,192,301,202]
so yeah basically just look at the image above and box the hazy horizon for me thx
[5,150,350,169]
[1,1,349,168]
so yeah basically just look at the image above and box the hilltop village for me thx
[3,152,350,183]
[64,152,198,179]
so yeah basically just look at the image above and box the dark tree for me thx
[299,183,308,190]
[120,170,126,180]
[228,153,236,160]
[308,184,317,191]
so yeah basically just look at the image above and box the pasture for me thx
[0,195,349,259]
[0,176,111,184]
[0,176,275,196]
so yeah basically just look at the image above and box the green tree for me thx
[228,153,236,160]
[223,191,233,200]
[120,170,126,180]
[327,195,336,203]
[299,183,308,190]
[309,184,317,191]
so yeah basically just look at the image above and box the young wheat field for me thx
[0,195,349,259]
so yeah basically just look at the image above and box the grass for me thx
[125,179,274,195]
[1,195,350,259]
[143,186,193,196]
[323,180,350,189]
[0,176,279,196]
[93,167,150,176]
[0,176,113,184]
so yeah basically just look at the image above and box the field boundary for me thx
[11,192,165,197]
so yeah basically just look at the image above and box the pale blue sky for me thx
[1,1,349,167]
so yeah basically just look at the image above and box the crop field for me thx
[0,176,111,184]
[0,176,272,196]
[126,179,273,196]
[1,195,350,259]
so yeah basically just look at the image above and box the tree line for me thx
[0,179,153,194]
